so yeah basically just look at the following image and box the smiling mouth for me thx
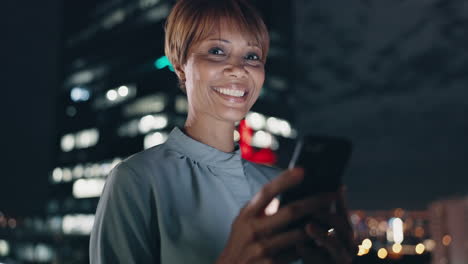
[212,87,248,98]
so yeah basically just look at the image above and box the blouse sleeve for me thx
[89,162,160,264]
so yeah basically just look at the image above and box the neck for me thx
[184,113,236,153]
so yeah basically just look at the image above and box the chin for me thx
[217,108,249,123]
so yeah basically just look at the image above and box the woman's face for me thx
[179,22,265,124]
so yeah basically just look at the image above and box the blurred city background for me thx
[1,0,468,263]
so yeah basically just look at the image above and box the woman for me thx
[90,0,355,263]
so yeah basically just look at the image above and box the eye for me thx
[208,47,225,55]
[245,52,261,61]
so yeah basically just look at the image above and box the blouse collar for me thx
[165,127,243,169]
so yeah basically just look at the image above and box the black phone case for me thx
[280,135,352,206]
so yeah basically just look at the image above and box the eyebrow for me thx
[207,38,260,48]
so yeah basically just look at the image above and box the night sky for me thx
[1,0,467,216]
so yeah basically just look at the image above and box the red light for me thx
[238,119,277,165]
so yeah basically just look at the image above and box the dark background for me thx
[1,0,468,217]
[1,0,60,216]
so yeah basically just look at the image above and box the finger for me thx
[321,214,354,254]
[330,189,355,250]
[304,223,327,247]
[246,228,307,262]
[243,168,304,217]
[257,193,337,234]
[305,223,355,264]
[263,227,309,252]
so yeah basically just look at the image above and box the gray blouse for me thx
[89,127,296,263]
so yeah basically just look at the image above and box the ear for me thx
[174,64,186,83]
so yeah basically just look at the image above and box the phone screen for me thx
[280,135,353,206]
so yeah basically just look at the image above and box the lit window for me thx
[357,245,369,256]
[139,115,155,134]
[0,239,10,257]
[175,96,188,113]
[415,243,425,254]
[73,179,106,199]
[387,217,404,243]
[100,163,111,177]
[423,239,436,251]
[106,89,118,101]
[362,238,372,250]
[34,244,54,262]
[278,120,292,137]
[91,164,101,178]
[62,214,95,235]
[392,243,402,254]
[252,131,273,148]
[123,94,166,117]
[62,168,73,182]
[392,218,404,244]
[265,117,293,138]
[138,115,168,134]
[246,112,266,130]
[70,87,91,102]
[60,128,99,152]
[75,128,99,149]
[118,85,129,97]
[153,115,168,130]
[72,164,84,179]
[233,130,240,142]
[60,134,75,152]
[377,248,388,259]
[266,117,281,135]
[52,168,63,183]
[84,164,93,178]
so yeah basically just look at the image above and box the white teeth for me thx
[215,88,245,97]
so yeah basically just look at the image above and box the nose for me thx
[223,58,248,78]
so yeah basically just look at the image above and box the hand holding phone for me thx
[273,135,355,262]
[280,134,352,233]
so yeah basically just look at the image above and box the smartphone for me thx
[280,134,353,206]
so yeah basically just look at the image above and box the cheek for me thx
[190,61,220,88]
[252,68,265,92]
[186,61,220,105]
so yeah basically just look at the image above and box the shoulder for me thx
[242,159,283,181]
[116,142,183,179]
